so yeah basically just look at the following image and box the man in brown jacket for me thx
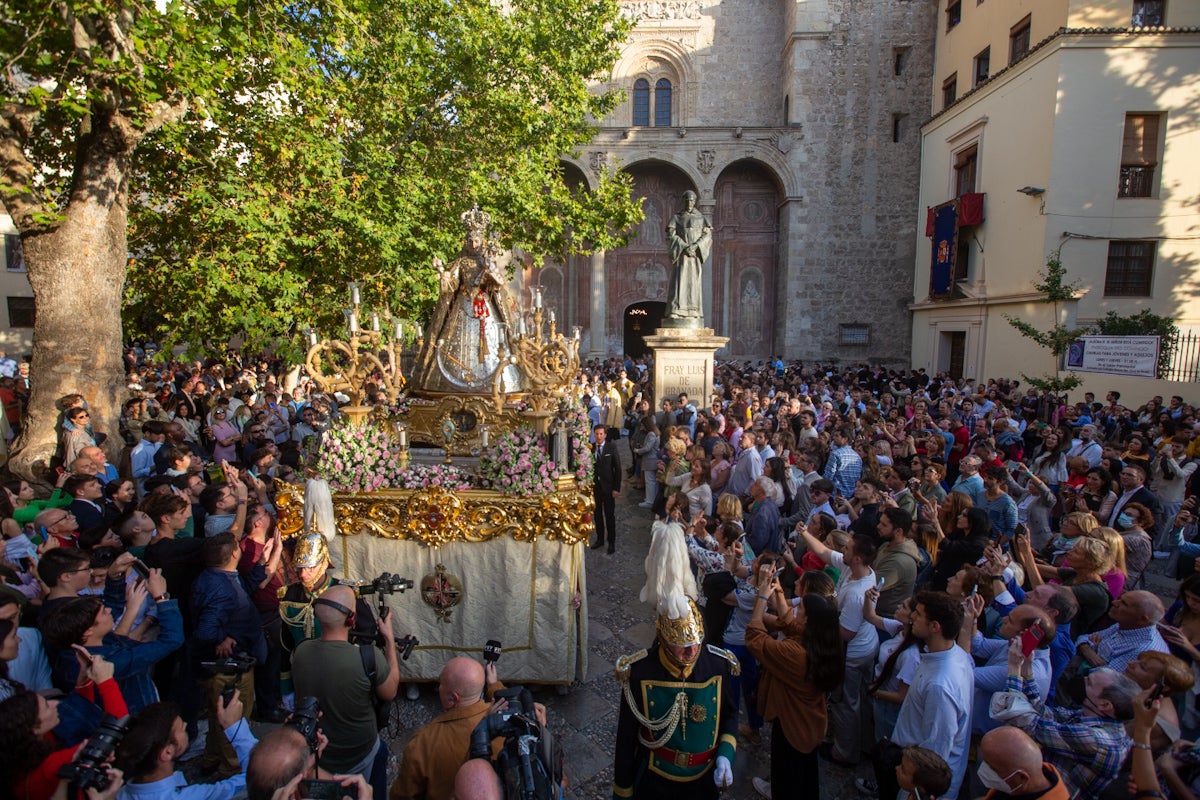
[390,657,503,800]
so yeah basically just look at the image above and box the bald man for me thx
[452,759,503,800]
[977,725,1069,798]
[247,726,372,800]
[390,657,504,800]
[292,584,398,799]
[1076,589,1169,672]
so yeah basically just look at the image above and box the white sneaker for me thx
[752,777,772,799]
[405,683,420,701]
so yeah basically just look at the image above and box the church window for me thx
[633,79,650,127]
[654,79,672,127]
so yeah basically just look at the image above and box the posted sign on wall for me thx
[1065,336,1160,379]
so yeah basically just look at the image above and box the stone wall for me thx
[561,0,936,364]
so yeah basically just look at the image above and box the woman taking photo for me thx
[665,457,713,521]
[926,505,991,591]
[746,565,844,799]
[1062,466,1117,523]
[1015,530,1114,634]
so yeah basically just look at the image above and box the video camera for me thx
[352,572,414,597]
[287,696,321,753]
[200,652,257,676]
[58,714,130,792]
[341,574,418,658]
[468,686,563,800]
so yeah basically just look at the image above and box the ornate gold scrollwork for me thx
[276,481,593,548]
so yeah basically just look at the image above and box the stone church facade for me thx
[530,0,936,364]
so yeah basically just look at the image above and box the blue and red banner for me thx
[929,201,958,299]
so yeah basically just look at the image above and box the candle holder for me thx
[304,283,409,426]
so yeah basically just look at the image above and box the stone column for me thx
[588,249,606,356]
[699,200,716,327]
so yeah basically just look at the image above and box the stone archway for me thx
[712,160,782,358]
[599,161,696,356]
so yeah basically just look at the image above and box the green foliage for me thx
[122,0,641,358]
[1093,309,1180,378]
[1004,253,1087,395]
[1,0,642,358]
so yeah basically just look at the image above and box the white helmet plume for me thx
[640,520,697,620]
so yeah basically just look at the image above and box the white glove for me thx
[713,755,733,788]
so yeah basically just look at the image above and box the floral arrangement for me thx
[478,427,558,496]
[394,463,476,491]
[317,423,406,493]
[559,398,594,485]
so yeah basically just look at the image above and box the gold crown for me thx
[656,599,704,647]
[292,533,330,569]
[461,204,492,237]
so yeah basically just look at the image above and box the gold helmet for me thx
[656,598,704,648]
[292,533,330,569]
[640,520,703,648]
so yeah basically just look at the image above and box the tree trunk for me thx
[7,130,131,482]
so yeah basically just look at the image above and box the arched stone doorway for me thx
[712,160,782,358]
[623,301,666,358]
[602,161,696,356]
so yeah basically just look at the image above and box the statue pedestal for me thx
[644,327,728,408]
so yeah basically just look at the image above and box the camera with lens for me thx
[353,572,414,597]
[200,652,257,675]
[58,714,130,791]
[287,696,322,752]
[468,687,562,800]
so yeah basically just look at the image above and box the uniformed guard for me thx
[278,533,345,649]
[613,520,739,800]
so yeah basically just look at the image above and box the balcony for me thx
[1118,165,1153,198]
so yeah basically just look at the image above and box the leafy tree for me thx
[1004,253,1088,395]
[1,0,640,480]
[1093,309,1180,379]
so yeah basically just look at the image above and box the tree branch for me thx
[0,113,51,230]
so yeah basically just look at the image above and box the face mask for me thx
[1117,513,1133,529]
[977,762,1022,793]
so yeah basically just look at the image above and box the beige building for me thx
[0,226,33,354]
[909,0,1200,399]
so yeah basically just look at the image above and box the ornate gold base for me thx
[276,482,594,548]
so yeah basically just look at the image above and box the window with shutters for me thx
[973,47,990,88]
[1104,241,1155,296]
[942,74,958,110]
[1118,113,1162,198]
[954,145,978,197]
[1009,15,1032,64]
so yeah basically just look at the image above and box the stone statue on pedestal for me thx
[664,190,712,327]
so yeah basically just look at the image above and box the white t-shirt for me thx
[874,621,921,692]
[833,560,880,661]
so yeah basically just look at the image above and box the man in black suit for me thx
[1109,460,1166,538]
[592,424,622,554]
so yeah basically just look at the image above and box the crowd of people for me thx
[586,354,1200,799]
[1,345,1200,800]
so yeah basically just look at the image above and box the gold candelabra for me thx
[304,281,416,427]
[498,286,581,427]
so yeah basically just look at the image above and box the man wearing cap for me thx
[613,521,740,799]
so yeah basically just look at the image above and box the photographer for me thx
[192,532,268,777]
[0,650,129,800]
[391,657,506,800]
[246,726,371,800]
[114,691,255,800]
[292,584,397,799]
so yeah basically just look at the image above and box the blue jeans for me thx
[725,643,763,730]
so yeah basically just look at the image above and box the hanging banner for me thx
[929,201,958,299]
[1066,336,1160,378]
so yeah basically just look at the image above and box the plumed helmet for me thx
[292,533,330,569]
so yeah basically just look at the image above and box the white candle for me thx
[349,311,359,333]
[371,312,380,332]
[398,426,408,448]
[394,320,403,340]
[534,289,542,309]
[549,310,556,325]
[349,282,360,306]
[481,425,489,448]
[572,326,581,341]
[305,328,317,347]
[416,323,423,339]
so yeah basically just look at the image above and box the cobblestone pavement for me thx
[197,439,1184,800]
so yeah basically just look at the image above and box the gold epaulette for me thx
[276,586,288,599]
[706,644,740,676]
[614,649,648,682]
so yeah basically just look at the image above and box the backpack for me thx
[358,644,391,731]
